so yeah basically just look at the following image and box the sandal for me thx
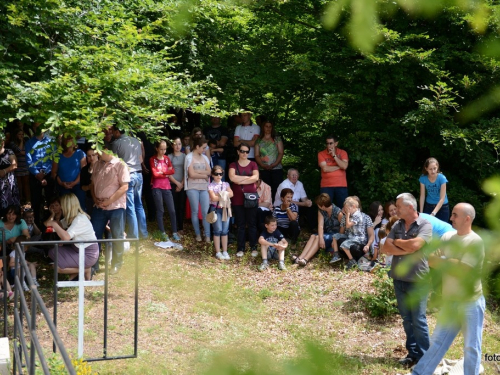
[291,255,299,264]
[298,258,308,267]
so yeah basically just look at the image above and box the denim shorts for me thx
[267,247,280,260]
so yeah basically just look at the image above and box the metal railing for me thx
[11,242,76,374]
[1,228,8,337]
[10,237,139,373]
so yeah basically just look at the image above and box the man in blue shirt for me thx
[419,213,455,238]
[25,124,55,225]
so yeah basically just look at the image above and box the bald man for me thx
[411,203,485,375]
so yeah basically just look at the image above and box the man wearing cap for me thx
[318,134,349,208]
[233,109,260,161]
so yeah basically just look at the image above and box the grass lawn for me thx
[15,226,500,375]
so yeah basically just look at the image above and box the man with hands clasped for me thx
[318,135,349,209]
[90,149,130,275]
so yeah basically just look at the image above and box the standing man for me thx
[111,125,148,239]
[90,149,130,275]
[205,116,229,179]
[25,123,55,226]
[233,109,260,161]
[318,134,349,208]
[411,203,485,375]
[382,193,432,368]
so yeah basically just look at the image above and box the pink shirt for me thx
[150,155,174,190]
[92,157,130,210]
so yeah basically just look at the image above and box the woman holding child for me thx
[293,193,343,266]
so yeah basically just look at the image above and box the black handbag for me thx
[235,164,259,208]
[243,192,259,208]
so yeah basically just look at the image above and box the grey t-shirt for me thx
[168,153,186,184]
[111,135,142,172]
[388,215,432,282]
[441,230,484,301]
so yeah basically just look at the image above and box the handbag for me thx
[243,192,259,208]
[236,164,259,208]
[206,203,218,224]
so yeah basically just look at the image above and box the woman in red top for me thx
[150,140,180,242]
[229,142,259,257]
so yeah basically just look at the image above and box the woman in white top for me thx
[184,137,212,242]
[44,193,98,280]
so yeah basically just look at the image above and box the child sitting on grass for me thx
[258,216,288,271]
[330,197,371,270]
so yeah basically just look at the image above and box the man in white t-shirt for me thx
[233,109,260,159]
[411,203,485,375]
[274,168,316,233]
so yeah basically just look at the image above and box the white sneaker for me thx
[215,252,224,260]
[222,251,230,260]
[251,250,258,258]
[236,251,244,257]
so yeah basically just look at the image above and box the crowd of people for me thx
[0,111,486,373]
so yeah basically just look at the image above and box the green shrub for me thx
[352,268,398,318]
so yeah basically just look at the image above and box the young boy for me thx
[258,216,288,271]
[330,197,370,269]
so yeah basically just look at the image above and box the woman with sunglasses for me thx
[208,165,233,259]
[229,143,259,257]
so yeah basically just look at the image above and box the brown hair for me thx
[280,188,294,199]
[422,157,440,175]
[383,200,396,220]
[315,193,332,208]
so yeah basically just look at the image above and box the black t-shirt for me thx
[260,229,284,247]
[204,126,229,159]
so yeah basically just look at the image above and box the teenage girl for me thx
[208,165,233,260]
[419,157,449,222]
[150,140,180,242]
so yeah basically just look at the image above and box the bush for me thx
[352,268,398,318]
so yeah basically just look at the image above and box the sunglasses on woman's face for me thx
[239,149,250,154]
[213,172,223,176]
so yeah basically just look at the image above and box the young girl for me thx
[208,165,233,260]
[150,140,180,242]
[185,137,212,242]
[419,157,449,222]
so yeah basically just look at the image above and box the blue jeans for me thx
[210,206,230,236]
[91,207,125,268]
[394,279,430,360]
[320,187,348,209]
[152,188,177,233]
[412,296,485,375]
[186,189,210,237]
[125,172,148,239]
